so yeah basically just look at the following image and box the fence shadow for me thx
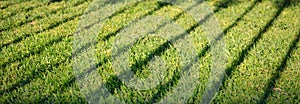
[0,1,25,10]
[75,0,258,103]
[50,0,295,103]
[216,0,291,103]
[207,0,244,13]
[99,1,210,103]
[2,0,295,103]
[0,0,140,96]
[258,29,299,104]
[49,0,62,2]
[0,0,86,50]
[0,1,44,23]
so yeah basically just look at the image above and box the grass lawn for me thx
[1,0,299,103]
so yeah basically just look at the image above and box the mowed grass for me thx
[1,0,299,103]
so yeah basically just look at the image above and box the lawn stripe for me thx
[215,0,261,42]
[73,1,171,58]
[213,0,252,13]
[100,2,171,41]
[0,0,26,10]
[87,2,212,103]
[0,1,14,9]
[0,0,86,33]
[213,0,296,103]
[73,1,205,58]
[149,0,261,101]
[1,0,300,103]
[0,0,89,90]
[73,1,211,102]
[0,19,78,96]
[0,0,88,52]
[222,0,290,88]
[0,3,89,71]
[0,1,47,20]
[259,29,300,103]
[1,37,74,103]
[0,1,60,31]
[70,0,142,38]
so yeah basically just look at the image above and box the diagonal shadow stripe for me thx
[0,1,47,21]
[72,1,172,58]
[103,10,212,104]
[214,0,261,43]
[1,52,78,103]
[37,70,80,103]
[258,29,299,104]
[147,13,212,103]
[72,0,206,58]
[128,12,212,76]
[0,35,72,95]
[0,3,87,52]
[122,0,207,75]
[87,0,207,75]
[0,0,25,10]
[75,0,260,103]
[0,0,87,33]
[0,11,84,68]
[77,1,207,102]
[213,0,248,13]
[223,0,290,86]
[216,0,291,102]
[100,2,172,41]
[145,0,261,101]
[67,0,142,38]
[0,0,142,96]
[0,2,144,95]
[73,1,174,88]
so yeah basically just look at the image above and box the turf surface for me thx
[1,0,299,103]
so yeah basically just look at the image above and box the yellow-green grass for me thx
[1,0,299,103]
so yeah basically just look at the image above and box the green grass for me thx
[1,0,300,103]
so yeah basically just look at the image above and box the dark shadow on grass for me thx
[130,38,172,75]
[0,12,83,69]
[72,0,206,58]
[0,2,41,21]
[0,4,104,93]
[0,0,86,33]
[100,2,171,41]
[210,0,243,13]
[0,1,25,10]
[74,0,207,103]
[215,0,291,102]
[214,0,261,42]
[258,29,299,104]
[0,0,144,96]
[73,1,173,97]
[49,0,62,3]
[110,0,207,76]
[185,0,261,101]
[222,0,290,87]
[71,2,161,57]
[0,0,143,97]
[102,9,212,104]
[36,75,84,103]
[0,35,70,96]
